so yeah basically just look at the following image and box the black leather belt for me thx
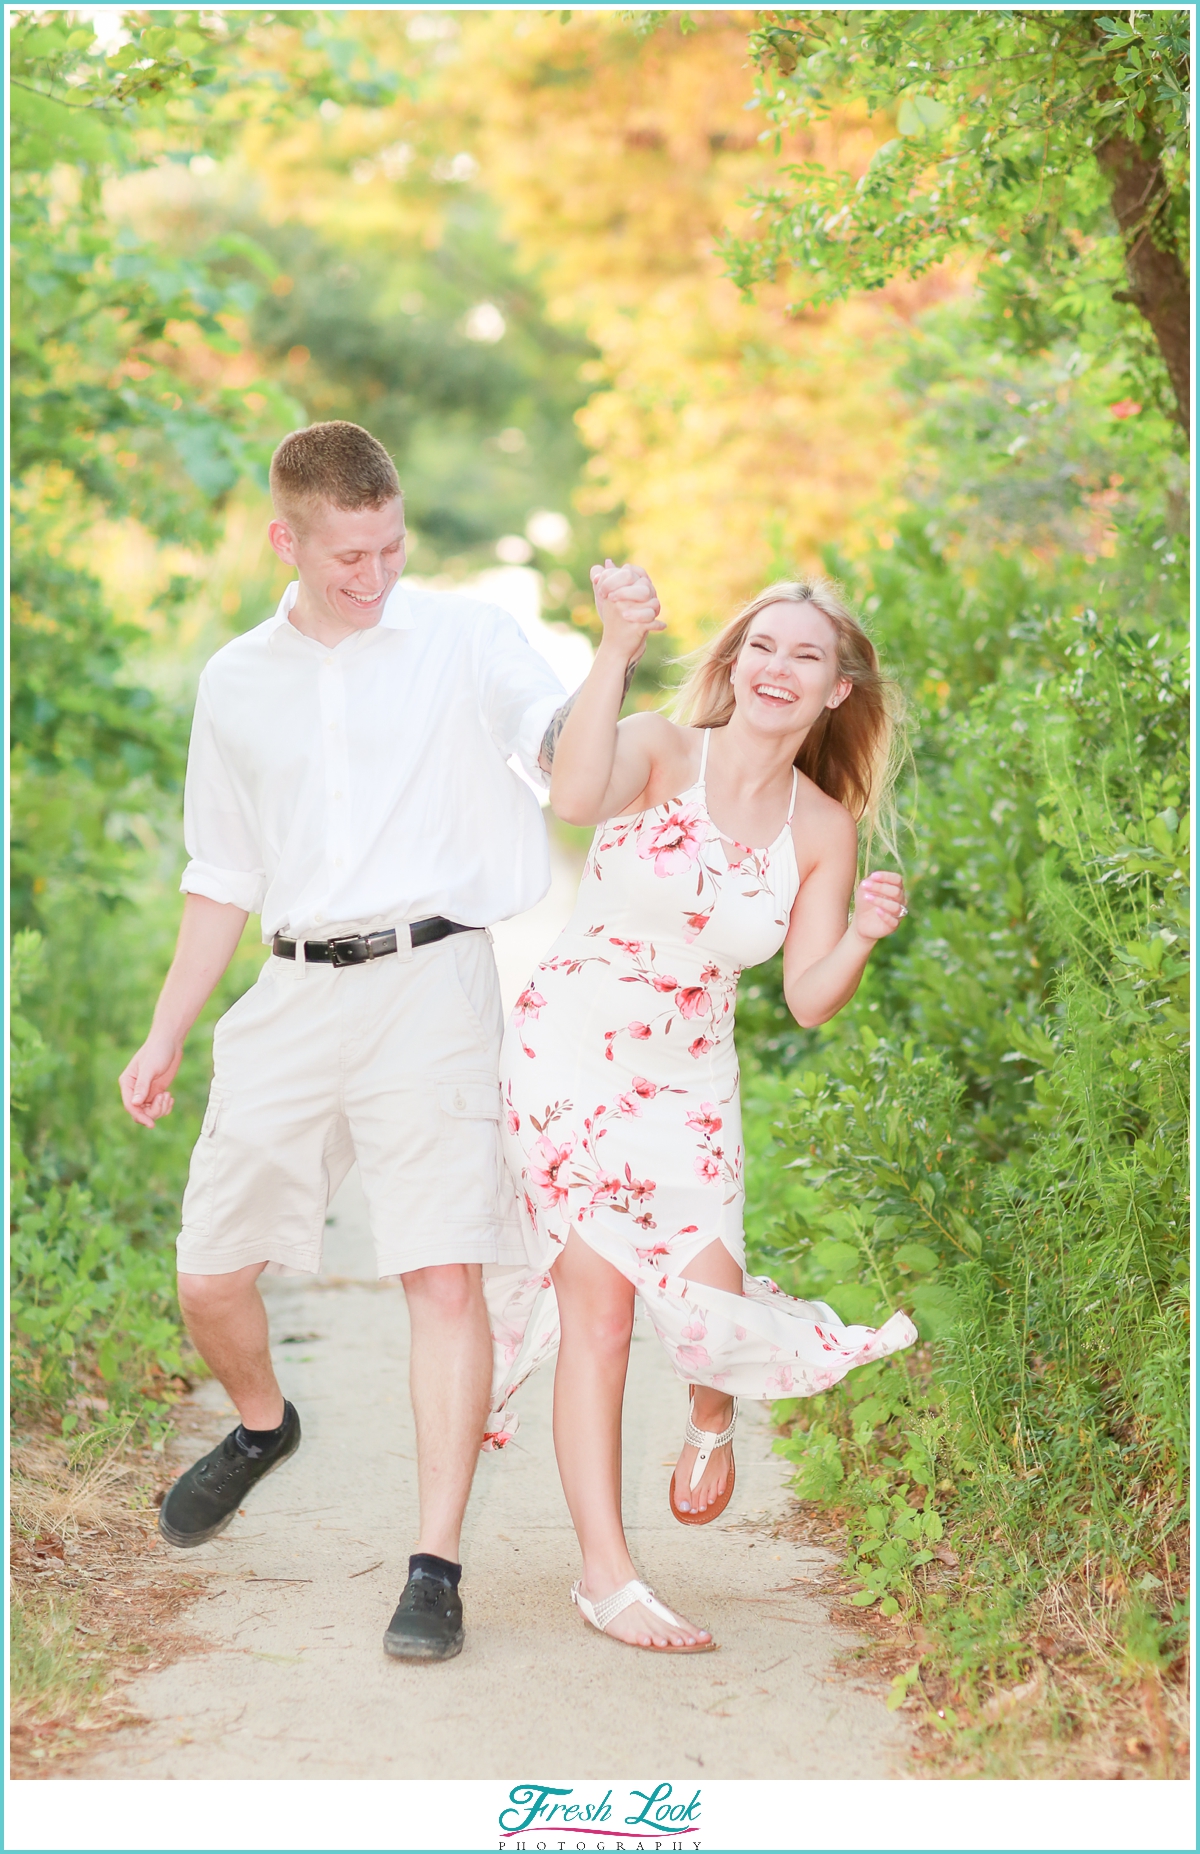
[272,918,477,968]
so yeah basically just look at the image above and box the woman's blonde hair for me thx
[672,578,904,863]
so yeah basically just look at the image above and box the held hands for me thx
[118,1032,183,1129]
[851,871,909,944]
[591,558,665,667]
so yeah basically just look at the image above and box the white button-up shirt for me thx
[180,579,566,939]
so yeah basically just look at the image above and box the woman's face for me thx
[730,601,852,738]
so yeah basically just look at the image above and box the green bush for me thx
[739,326,1189,1695]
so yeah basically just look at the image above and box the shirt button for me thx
[454,1090,466,1111]
[334,857,343,868]
[314,913,324,925]
[333,790,343,800]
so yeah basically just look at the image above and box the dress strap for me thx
[786,765,798,825]
[698,727,712,786]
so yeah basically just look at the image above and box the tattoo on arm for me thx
[538,658,639,770]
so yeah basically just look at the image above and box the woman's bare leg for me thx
[673,1239,743,1515]
[552,1230,711,1648]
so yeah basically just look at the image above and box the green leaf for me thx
[895,1241,940,1276]
[897,94,950,138]
[809,1237,860,1276]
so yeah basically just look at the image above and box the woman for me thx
[484,564,917,1652]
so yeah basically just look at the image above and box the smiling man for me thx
[118,420,659,1662]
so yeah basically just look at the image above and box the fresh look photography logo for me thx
[499,1782,703,1849]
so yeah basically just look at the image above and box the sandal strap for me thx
[572,1578,678,1635]
[684,1400,737,1490]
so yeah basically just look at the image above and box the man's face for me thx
[268,497,407,634]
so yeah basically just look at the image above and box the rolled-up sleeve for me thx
[180,677,266,912]
[475,608,568,786]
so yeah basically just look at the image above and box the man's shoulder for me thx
[198,616,279,685]
[402,582,522,642]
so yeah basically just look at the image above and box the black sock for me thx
[409,1552,462,1589]
[233,1409,289,1458]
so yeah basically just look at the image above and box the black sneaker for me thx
[383,1567,464,1662]
[158,1403,301,1548]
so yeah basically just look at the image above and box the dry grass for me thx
[773,1502,1191,1781]
[9,1420,215,1778]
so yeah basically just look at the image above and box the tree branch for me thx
[1094,129,1190,439]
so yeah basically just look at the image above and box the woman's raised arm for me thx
[540,560,671,826]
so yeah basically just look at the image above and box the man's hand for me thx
[591,559,665,667]
[119,1031,184,1128]
[117,893,249,1129]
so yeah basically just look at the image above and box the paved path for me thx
[79,836,910,1780]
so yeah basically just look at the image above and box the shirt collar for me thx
[266,578,416,644]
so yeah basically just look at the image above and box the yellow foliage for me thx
[145,11,970,646]
[408,10,962,643]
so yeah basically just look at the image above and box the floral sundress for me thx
[484,728,916,1445]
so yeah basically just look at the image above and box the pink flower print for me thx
[638,803,706,877]
[636,1242,671,1263]
[590,1175,623,1204]
[651,974,679,993]
[631,1077,658,1099]
[627,1172,656,1202]
[506,1109,520,1134]
[480,1428,515,1452]
[628,1021,652,1041]
[734,1324,747,1342]
[633,1211,657,1231]
[676,1224,698,1236]
[688,1035,714,1059]
[615,1092,643,1117]
[680,1313,708,1342]
[677,986,711,1020]
[603,1030,617,1062]
[514,985,546,1022]
[685,1103,723,1135]
[529,1134,574,1207]
[684,910,712,942]
[694,1152,721,1184]
[677,1343,712,1374]
[700,962,723,984]
[765,1366,796,1396]
[609,937,644,955]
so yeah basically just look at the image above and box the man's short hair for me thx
[269,421,401,529]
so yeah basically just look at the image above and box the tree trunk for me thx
[1095,131,1190,440]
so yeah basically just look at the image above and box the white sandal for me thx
[669,1397,737,1526]
[571,1578,717,1653]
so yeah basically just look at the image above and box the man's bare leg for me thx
[176,1263,286,1431]
[401,1262,492,1561]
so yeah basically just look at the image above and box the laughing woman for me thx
[486,566,917,1653]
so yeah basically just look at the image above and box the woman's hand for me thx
[851,870,908,944]
[591,558,665,666]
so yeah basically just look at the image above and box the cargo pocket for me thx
[435,1081,504,1227]
[180,1087,223,1237]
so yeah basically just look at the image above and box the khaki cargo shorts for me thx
[177,930,522,1277]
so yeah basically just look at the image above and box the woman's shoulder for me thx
[618,709,697,773]
[791,770,858,863]
[612,713,702,815]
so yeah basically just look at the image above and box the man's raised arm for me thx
[118,895,248,1128]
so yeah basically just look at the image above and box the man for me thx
[119,420,659,1662]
